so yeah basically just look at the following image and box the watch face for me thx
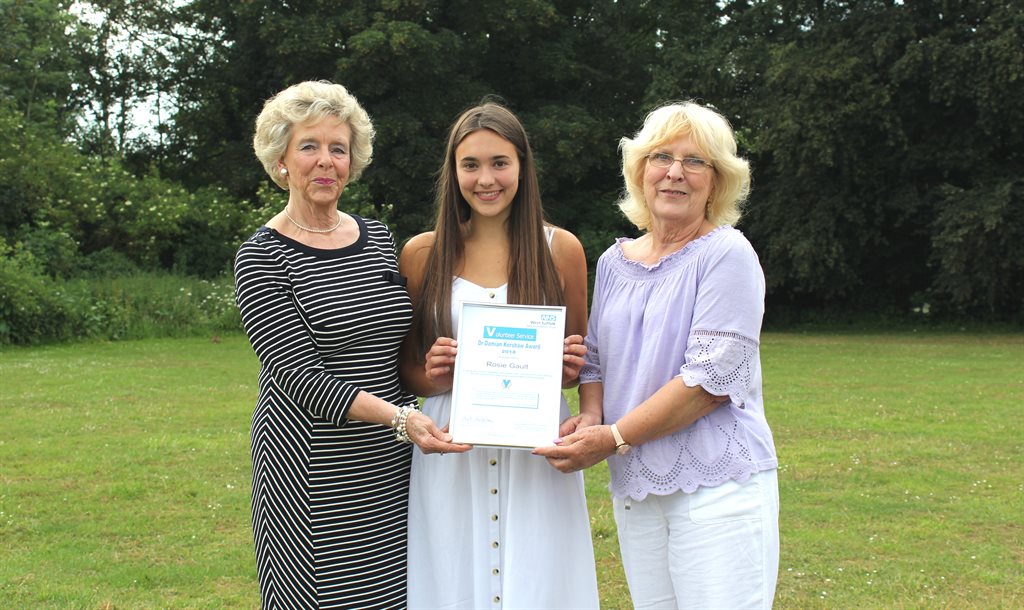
[615,444,631,455]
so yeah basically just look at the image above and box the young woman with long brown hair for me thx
[399,102,599,609]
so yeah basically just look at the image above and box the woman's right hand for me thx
[423,337,458,394]
[405,411,472,455]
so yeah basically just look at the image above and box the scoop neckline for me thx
[260,214,368,258]
[615,225,729,270]
[454,276,508,291]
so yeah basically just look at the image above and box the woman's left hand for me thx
[405,411,473,455]
[533,424,615,473]
[561,335,587,387]
[557,410,601,437]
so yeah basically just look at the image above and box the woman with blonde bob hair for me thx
[236,80,466,609]
[618,101,751,230]
[537,101,780,609]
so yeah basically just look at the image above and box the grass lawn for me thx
[1,332,1021,608]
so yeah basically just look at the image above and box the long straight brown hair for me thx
[411,102,565,356]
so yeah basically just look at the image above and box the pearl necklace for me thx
[284,207,343,233]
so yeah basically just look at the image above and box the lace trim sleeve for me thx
[579,334,602,383]
[679,329,758,407]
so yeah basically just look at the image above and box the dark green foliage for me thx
[15,226,81,278]
[0,0,1021,342]
[78,248,141,277]
[0,0,93,131]
[0,246,77,344]
[694,0,1021,322]
[156,0,653,247]
[0,99,255,280]
[928,179,1024,316]
[0,255,241,345]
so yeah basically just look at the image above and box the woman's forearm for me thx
[578,381,604,422]
[345,390,401,426]
[613,377,727,447]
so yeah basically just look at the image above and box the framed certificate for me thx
[449,301,566,448]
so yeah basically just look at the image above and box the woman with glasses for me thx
[536,101,780,609]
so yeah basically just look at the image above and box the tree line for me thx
[2,0,1021,331]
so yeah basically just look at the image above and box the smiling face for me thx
[455,129,520,222]
[642,134,714,226]
[279,117,352,208]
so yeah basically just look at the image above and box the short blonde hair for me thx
[253,80,375,189]
[618,102,750,230]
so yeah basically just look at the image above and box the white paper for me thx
[449,301,567,448]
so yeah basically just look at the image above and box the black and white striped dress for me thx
[234,216,415,609]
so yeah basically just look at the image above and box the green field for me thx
[1,333,1021,608]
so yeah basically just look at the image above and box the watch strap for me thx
[610,423,631,454]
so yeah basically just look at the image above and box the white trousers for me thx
[612,469,780,610]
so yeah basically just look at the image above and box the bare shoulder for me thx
[548,226,589,333]
[552,226,585,266]
[399,231,437,296]
[549,226,585,261]
[399,232,436,268]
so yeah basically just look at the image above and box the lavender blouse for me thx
[580,225,778,500]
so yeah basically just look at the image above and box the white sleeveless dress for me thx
[407,276,600,610]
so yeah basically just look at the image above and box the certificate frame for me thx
[449,301,566,449]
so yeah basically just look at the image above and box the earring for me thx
[280,167,288,176]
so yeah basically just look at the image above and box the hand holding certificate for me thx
[449,301,567,448]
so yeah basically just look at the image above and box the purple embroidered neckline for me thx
[614,225,729,271]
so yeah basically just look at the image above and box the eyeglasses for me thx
[647,152,714,174]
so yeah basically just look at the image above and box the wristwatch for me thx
[610,423,631,455]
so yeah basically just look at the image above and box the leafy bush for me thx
[16,225,81,278]
[0,243,78,344]
[170,186,256,277]
[0,102,258,281]
[78,248,141,278]
[0,260,242,345]
[927,178,1024,318]
[65,274,243,342]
